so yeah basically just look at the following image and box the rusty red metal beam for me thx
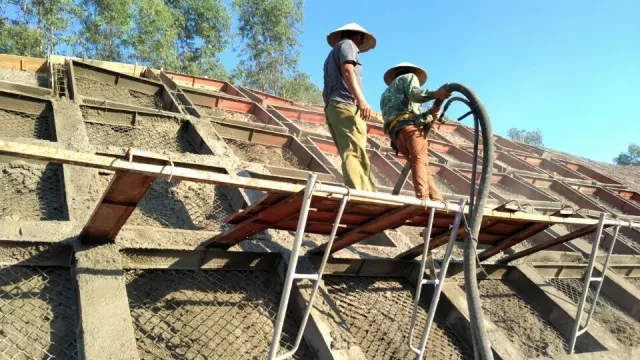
[395,219,502,260]
[308,205,425,255]
[204,191,306,248]
[80,171,156,245]
[496,223,609,263]
[476,222,553,262]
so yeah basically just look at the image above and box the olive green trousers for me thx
[324,101,377,192]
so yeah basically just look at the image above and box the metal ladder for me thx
[567,212,621,354]
[408,199,466,359]
[54,64,67,98]
[169,89,198,116]
[267,173,350,360]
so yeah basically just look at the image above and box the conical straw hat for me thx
[384,62,427,86]
[327,23,376,53]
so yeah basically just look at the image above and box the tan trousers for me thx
[394,124,443,200]
[324,101,377,192]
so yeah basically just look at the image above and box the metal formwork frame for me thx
[567,213,621,354]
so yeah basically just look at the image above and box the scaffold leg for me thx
[268,173,350,360]
[567,213,620,354]
[409,199,466,359]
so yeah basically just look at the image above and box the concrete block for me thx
[74,244,140,360]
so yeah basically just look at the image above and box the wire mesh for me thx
[83,111,198,154]
[369,134,391,150]
[124,269,316,360]
[323,276,473,360]
[436,130,472,147]
[0,108,53,141]
[0,161,67,221]
[467,279,570,358]
[0,266,77,359]
[127,179,235,231]
[548,276,640,347]
[294,121,332,138]
[74,75,163,110]
[223,138,307,170]
[0,69,49,88]
[198,106,262,124]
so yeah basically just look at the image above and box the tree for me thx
[0,0,78,57]
[75,0,133,62]
[129,0,180,69]
[282,72,322,105]
[166,0,232,78]
[232,0,304,94]
[613,144,640,166]
[507,128,544,146]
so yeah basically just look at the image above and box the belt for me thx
[388,113,414,132]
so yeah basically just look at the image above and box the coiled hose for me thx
[439,83,494,360]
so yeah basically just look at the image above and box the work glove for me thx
[433,84,452,100]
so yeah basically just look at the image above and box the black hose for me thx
[441,83,494,360]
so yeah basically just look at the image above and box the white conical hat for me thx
[384,62,428,86]
[326,23,376,53]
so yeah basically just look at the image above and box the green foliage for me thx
[0,0,319,104]
[0,21,45,57]
[613,144,640,166]
[0,0,78,56]
[507,127,544,146]
[282,72,322,105]
[232,0,304,94]
[75,0,133,62]
[166,0,232,78]
[129,0,179,69]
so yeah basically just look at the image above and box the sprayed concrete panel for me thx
[0,91,56,141]
[124,269,316,359]
[0,68,49,88]
[324,276,474,359]
[71,61,178,112]
[0,266,77,359]
[465,278,572,358]
[0,158,68,222]
[81,106,199,155]
[547,275,640,348]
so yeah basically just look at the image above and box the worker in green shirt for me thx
[380,62,451,201]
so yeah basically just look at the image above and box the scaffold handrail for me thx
[408,199,466,359]
[268,174,350,360]
[567,213,620,354]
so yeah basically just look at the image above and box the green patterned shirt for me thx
[380,73,436,142]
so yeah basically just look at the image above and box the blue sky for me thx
[4,1,638,162]
[261,0,639,163]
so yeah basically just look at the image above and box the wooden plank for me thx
[497,224,608,263]
[309,205,424,255]
[80,171,156,244]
